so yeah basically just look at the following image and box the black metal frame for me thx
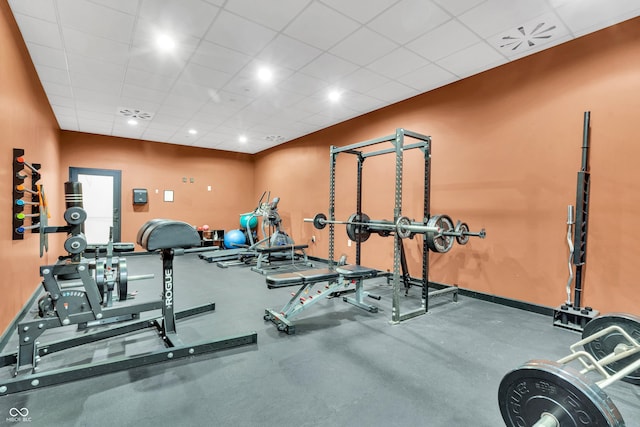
[328,128,457,323]
[0,247,257,396]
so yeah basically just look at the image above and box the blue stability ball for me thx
[224,229,246,249]
[239,213,258,229]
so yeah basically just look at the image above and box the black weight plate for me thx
[425,215,454,253]
[313,213,327,230]
[117,258,128,301]
[498,360,624,427]
[95,261,105,301]
[346,213,370,243]
[583,313,640,385]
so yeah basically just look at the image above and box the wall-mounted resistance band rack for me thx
[12,148,43,242]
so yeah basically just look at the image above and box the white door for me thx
[69,168,121,244]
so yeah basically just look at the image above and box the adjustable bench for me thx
[264,264,380,334]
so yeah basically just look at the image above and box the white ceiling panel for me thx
[138,0,219,39]
[56,0,136,43]
[204,10,277,56]
[407,20,482,62]
[283,2,360,50]
[367,0,450,44]
[13,14,63,49]
[7,0,639,153]
[224,0,311,31]
[438,42,508,78]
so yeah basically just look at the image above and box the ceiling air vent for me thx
[499,23,556,51]
[117,107,154,120]
[264,135,285,144]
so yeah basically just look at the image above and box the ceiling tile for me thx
[487,12,571,59]
[70,73,122,95]
[190,41,252,75]
[124,68,177,92]
[437,41,507,78]
[224,0,311,31]
[330,27,398,66]
[397,63,457,91]
[407,20,481,61]
[277,72,328,96]
[35,64,70,86]
[458,0,552,38]
[432,0,487,16]
[121,83,168,104]
[205,10,277,56]
[127,50,188,79]
[555,0,640,37]
[25,42,67,70]
[367,47,431,80]
[8,0,56,22]
[367,0,451,44]
[139,0,219,38]
[366,80,420,103]
[62,27,130,65]
[299,53,360,84]
[319,0,400,24]
[57,0,136,43]
[13,14,63,49]
[283,2,360,50]
[340,68,390,94]
[41,81,73,98]
[66,53,126,81]
[46,94,74,108]
[178,62,233,90]
[89,0,140,16]
[258,35,322,71]
[341,91,387,113]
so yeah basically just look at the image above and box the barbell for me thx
[305,212,485,253]
[498,313,640,427]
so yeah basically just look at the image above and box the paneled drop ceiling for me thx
[8,0,640,154]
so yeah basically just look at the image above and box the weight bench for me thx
[0,219,257,396]
[251,244,311,275]
[263,264,380,334]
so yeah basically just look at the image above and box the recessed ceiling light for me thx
[155,33,176,52]
[127,119,138,126]
[188,129,197,135]
[239,135,248,143]
[328,90,341,102]
[257,67,273,82]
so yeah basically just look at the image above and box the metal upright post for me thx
[391,129,404,323]
[328,148,337,268]
[421,138,432,312]
[355,154,364,265]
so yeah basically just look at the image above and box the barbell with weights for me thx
[498,313,640,427]
[305,212,486,253]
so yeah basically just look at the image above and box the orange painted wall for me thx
[0,2,62,337]
[255,17,640,316]
[59,132,256,246]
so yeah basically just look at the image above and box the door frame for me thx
[69,167,122,242]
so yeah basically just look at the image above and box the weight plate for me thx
[95,261,106,301]
[313,213,327,230]
[498,359,625,427]
[346,213,370,243]
[395,216,412,239]
[63,206,87,225]
[456,223,470,245]
[425,215,454,253]
[582,313,640,385]
[117,258,128,301]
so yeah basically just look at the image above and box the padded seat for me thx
[137,219,201,251]
[336,264,378,279]
[266,268,339,289]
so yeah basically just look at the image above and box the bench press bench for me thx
[264,264,380,334]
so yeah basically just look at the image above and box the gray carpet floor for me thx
[1,253,638,426]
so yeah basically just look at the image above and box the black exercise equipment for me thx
[264,264,380,334]
[498,313,640,427]
[0,218,257,396]
[554,111,599,331]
